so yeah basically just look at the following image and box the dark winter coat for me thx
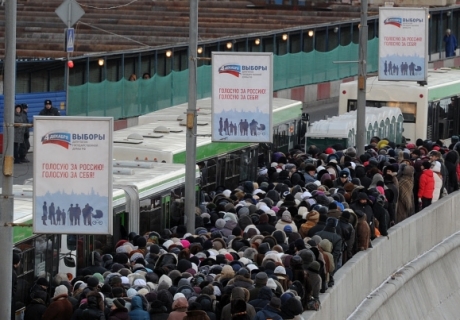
[337,218,355,263]
[24,298,47,320]
[350,198,375,240]
[444,151,459,194]
[14,109,26,143]
[39,106,60,116]
[183,310,210,320]
[108,307,131,320]
[256,222,276,235]
[254,305,283,320]
[315,226,343,267]
[279,295,303,319]
[248,286,272,312]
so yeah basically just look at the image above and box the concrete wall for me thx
[301,192,460,320]
[351,233,460,320]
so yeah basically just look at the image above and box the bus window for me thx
[347,100,416,123]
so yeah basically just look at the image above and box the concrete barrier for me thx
[301,192,460,320]
[350,232,460,320]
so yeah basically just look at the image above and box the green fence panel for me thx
[68,38,379,118]
[171,70,189,106]
[197,65,212,99]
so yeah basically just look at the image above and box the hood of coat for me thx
[231,287,249,301]
[172,297,189,310]
[131,295,143,310]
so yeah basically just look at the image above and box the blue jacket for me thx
[254,305,283,320]
[128,296,149,320]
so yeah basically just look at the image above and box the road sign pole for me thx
[185,0,198,234]
[1,0,16,317]
[356,0,368,156]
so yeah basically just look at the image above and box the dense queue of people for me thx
[12,135,460,320]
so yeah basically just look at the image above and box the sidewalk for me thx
[0,153,34,185]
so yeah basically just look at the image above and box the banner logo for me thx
[384,17,402,28]
[41,131,72,149]
[218,65,241,77]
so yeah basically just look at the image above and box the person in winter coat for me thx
[337,210,355,264]
[39,99,60,116]
[42,285,73,320]
[14,105,26,164]
[418,161,435,209]
[280,295,303,319]
[318,239,335,286]
[248,286,273,312]
[275,211,298,233]
[370,190,389,237]
[354,210,370,253]
[167,296,188,320]
[431,161,443,202]
[24,290,47,320]
[350,192,375,240]
[444,150,459,194]
[305,261,322,299]
[221,287,256,320]
[183,302,211,320]
[108,298,130,320]
[226,268,254,291]
[71,290,105,320]
[299,210,319,238]
[315,218,342,269]
[149,300,169,320]
[255,213,276,235]
[129,295,150,320]
[254,297,283,320]
[397,164,415,223]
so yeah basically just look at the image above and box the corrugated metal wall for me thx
[0,91,67,133]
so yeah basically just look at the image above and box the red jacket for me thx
[418,169,435,199]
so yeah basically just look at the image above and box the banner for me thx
[33,117,113,234]
[379,7,428,82]
[211,52,273,143]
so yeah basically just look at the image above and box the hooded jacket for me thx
[299,210,319,238]
[315,226,342,267]
[221,287,256,320]
[128,296,149,320]
[167,297,189,320]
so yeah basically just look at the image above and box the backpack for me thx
[306,297,321,311]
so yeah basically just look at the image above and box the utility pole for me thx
[0,0,16,316]
[185,0,198,234]
[356,0,368,156]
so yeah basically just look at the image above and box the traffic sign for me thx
[55,0,85,28]
[66,28,75,52]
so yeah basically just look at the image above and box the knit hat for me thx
[255,272,268,286]
[307,261,320,273]
[113,298,126,309]
[53,285,68,298]
[215,219,226,229]
[281,211,292,223]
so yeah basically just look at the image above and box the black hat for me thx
[358,192,368,200]
[113,298,125,308]
[44,99,52,105]
[339,170,349,178]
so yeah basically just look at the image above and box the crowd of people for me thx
[12,135,460,320]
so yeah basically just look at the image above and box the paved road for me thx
[0,154,34,185]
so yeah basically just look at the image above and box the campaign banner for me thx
[33,117,113,235]
[211,52,273,143]
[379,7,428,82]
